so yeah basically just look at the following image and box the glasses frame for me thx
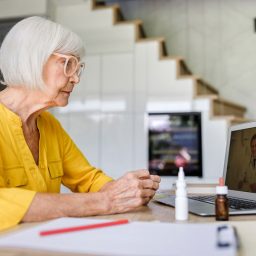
[53,53,85,78]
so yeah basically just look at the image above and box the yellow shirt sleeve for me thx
[0,156,36,231]
[52,115,113,193]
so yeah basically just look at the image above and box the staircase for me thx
[101,1,249,122]
[99,1,247,121]
[48,0,248,181]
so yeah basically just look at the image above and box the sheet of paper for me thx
[0,218,237,256]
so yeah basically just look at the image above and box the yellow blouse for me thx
[0,104,113,231]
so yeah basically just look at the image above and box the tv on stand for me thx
[148,112,202,177]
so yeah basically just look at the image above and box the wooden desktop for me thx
[0,194,256,256]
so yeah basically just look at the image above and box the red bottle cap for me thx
[219,177,224,186]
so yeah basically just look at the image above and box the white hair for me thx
[0,16,85,89]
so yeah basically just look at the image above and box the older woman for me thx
[0,16,160,230]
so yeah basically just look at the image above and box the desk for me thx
[0,199,256,256]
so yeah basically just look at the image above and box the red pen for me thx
[39,219,129,236]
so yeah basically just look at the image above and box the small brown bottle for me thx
[215,177,229,221]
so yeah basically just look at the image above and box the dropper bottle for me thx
[215,177,229,221]
[175,167,188,221]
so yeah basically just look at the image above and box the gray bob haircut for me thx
[0,16,85,89]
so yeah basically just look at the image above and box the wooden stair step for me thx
[196,78,219,96]
[179,75,219,96]
[137,22,147,39]
[137,36,165,43]
[92,0,118,9]
[213,98,246,118]
[137,37,166,60]
[92,0,105,7]
[178,59,192,76]
[92,1,121,25]
[175,59,218,96]
[229,117,252,126]
[113,4,124,22]
[115,19,143,41]
[92,1,124,22]
[159,39,168,57]
[115,19,143,26]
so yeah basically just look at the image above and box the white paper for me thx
[0,218,237,256]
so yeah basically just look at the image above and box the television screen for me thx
[148,112,202,177]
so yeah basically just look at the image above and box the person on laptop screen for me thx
[0,16,160,231]
[238,134,256,192]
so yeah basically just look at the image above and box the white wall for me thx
[112,0,256,119]
[0,0,47,18]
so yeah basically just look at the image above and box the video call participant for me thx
[238,134,256,192]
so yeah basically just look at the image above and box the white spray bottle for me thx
[175,167,188,221]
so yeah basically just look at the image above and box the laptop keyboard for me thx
[188,195,256,210]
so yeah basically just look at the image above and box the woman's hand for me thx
[100,169,161,214]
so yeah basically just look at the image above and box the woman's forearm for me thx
[22,192,109,223]
[22,170,160,223]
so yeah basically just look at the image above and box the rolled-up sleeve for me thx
[0,188,36,231]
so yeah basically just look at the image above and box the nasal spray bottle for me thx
[175,167,188,221]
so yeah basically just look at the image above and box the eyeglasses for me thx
[53,53,85,78]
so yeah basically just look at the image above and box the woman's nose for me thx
[70,73,80,84]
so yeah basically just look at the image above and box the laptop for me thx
[155,121,256,216]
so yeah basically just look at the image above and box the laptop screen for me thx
[225,127,256,193]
